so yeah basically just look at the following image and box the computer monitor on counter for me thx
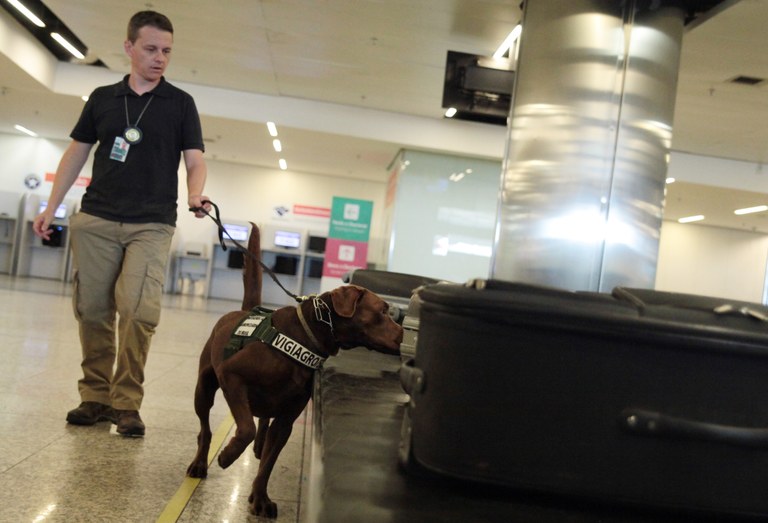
[274,230,301,249]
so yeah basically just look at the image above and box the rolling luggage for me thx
[399,279,768,518]
[343,268,440,319]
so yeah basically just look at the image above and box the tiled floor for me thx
[0,275,307,522]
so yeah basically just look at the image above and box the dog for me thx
[186,224,403,518]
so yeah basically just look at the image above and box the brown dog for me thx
[186,226,403,518]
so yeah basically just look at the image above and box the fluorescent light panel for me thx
[678,215,705,223]
[734,205,768,215]
[272,139,282,152]
[51,32,84,59]
[7,0,45,27]
[267,122,278,137]
[278,159,287,170]
[14,124,37,137]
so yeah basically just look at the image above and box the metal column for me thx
[491,0,686,291]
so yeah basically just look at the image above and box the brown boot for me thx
[116,410,145,437]
[66,401,117,425]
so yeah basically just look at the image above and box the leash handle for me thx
[188,199,304,303]
[189,200,227,250]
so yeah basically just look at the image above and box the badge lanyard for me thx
[123,94,154,145]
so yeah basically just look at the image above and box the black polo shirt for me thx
[71,75,205,226]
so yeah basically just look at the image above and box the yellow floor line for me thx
[156,413,235,523]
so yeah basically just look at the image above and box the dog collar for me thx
[225,307,327,370]
[297,296,334,351]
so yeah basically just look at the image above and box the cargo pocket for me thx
[134,263,165,326]
[71,269,82,321]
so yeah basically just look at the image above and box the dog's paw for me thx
[248,494,277,518]
[186,462,208,478]
[218,451,236,469]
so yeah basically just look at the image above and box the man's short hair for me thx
[127,11,174,42]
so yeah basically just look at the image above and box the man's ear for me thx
[330,285,365,318]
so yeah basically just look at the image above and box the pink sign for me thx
[293,204,331,218]
[46,172,90,186]
[322,238,369,278]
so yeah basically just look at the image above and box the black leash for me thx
[189,200,304,304]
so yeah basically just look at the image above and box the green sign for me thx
[328,197,373,242]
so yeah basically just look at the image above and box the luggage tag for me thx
[109,136,130,162]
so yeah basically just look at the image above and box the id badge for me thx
[109,136,130,162]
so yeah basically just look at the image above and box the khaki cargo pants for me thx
[69,212,174,411]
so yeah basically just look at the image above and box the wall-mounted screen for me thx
[307,235,326,253]
[39,201,67,219]
[307,258,324,278]
[273,255,298,275]
[227,250,244,269]
[274,230,301,249]
[223,223,249,242]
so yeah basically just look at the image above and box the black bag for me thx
[343,269,440,325]
[399,280,768,518]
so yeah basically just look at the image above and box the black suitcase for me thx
[399,280,768,518]
[342,268,441,325]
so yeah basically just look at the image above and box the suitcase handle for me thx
[621,409,768,448]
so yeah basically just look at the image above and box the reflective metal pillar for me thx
[491,0,686,291]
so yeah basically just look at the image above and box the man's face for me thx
[125,26,173,83]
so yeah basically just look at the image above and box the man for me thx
[33,11,210,437]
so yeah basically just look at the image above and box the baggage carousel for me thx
[298,348,736,523]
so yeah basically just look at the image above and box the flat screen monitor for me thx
[273,255,298,275]
[227,250,245,269]
[274,230,301,249]
[308,235,326,253]
[39,201,67,219]
[223,223,249,242]
[307,258,324,278]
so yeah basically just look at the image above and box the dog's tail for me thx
[241,222,263,310]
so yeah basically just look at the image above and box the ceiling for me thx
[2,0,768,232]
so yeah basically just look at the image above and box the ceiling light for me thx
[444,107,457,118]
[6,0,45,27]
[267,121,278,137]
[493,24,522,59]
[665,177,675,184]
[14,124,37,137]
[272,139,282,152]
[734,205,768,215]
[51,32,84,59]
[279,159,287,170]
[678,215,704,224]
[81,95,89,102]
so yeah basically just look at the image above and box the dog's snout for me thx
[395,325,404,345]
[382,324,404,354]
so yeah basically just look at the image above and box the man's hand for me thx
[32,211,55,240]
[188,194,212,218]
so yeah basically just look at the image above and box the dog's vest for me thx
[225,306,327,370]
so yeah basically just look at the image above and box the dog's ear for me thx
[330,285,365,318]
